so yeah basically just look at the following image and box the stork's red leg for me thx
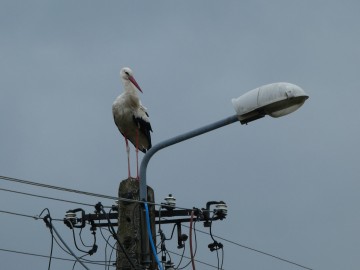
[135,129,139,180]
[125,137,131,179]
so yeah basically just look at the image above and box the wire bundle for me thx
[0,175,314,270]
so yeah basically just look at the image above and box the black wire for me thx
[73,254,89,270]
[108,241,116,270]
[0,175,117,200]
[0,209,63,222]
[0,247,74,263]
[158,205,162,232]
[38,208,54,270]
[220,247,224,270]
[44,211,91,270]
[156,212,184,268]
[99,226,117,252]
[181,223,313,270]
[99,224,116,270]
[98,204,139,270]
[0,209,39,220]
[42,208,88,269]
[48,225,54,270]
[54,220,97,260]
[79,228,93,248]
[1,175,313,270]
[104,234,111,270]
[165,223,177,241]
[0,175,211,212]
[53,233,73,256]
[52,230,104,267]
[48,224,93,262]
[71,223,91,254]
[177,219,198,270]
[157,205,167,261]
[0,187,101,207]
[177,255,191,270]
[165,249,172,264]
[209,214,217,244]
[0,247,114,267]
[167,250,220,269]
[174,244,186,269]
[209,214,223,270]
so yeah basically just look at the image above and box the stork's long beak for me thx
[129,76,143,93]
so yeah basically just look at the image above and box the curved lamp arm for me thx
[139,114,239,201]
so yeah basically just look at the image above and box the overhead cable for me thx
[42,212,90,270]
[0,187,101,207]
[0,175,209,212]
[167,250,222,269]
[182,224,313,270]
[0,175,117,200]
[0,248,114,266]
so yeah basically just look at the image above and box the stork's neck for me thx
[123,80,139,96]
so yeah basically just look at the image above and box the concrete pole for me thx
[117,177,156,270]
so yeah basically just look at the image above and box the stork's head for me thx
[120,67,142,93]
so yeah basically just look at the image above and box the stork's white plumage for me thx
[112,67,152,179]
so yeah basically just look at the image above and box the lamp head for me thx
[232,82,309,124]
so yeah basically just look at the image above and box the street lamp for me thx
[140,82,308,199]
[231,82,309,124]
[139,82,309,267]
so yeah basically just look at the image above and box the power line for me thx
[0,187,102,208]
[1,175,313,269]
[42,211,90,270]
[0,208,108,267]
[0,209,63,221]
[181,224,313,270]
[2,191,305,269]
[39,208,54,270]
[167,250,223,269]
[0,247,76,263]
[0,175,207,212]
[0,247,114,267]
[0,175,155,207]
[0,208,221,269]
[0,209,39,220]
[0,175,117,200]
[3,202,310,270]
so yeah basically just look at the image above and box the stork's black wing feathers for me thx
[133,115,152,152]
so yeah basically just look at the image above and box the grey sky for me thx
[1,1,359,269]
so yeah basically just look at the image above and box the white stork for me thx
[112,67,152,180]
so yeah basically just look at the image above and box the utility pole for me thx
[63,192,227,269]
[117,177,156,270]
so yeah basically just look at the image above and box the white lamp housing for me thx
[231,82,309,124]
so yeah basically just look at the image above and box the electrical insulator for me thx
[64,208,86,229]
[65,212,77,225]
[215,203,228,219]
[164,194,176,208]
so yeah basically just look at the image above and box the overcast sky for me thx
[1,1,360,270]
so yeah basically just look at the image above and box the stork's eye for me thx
[125,71,130,75]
